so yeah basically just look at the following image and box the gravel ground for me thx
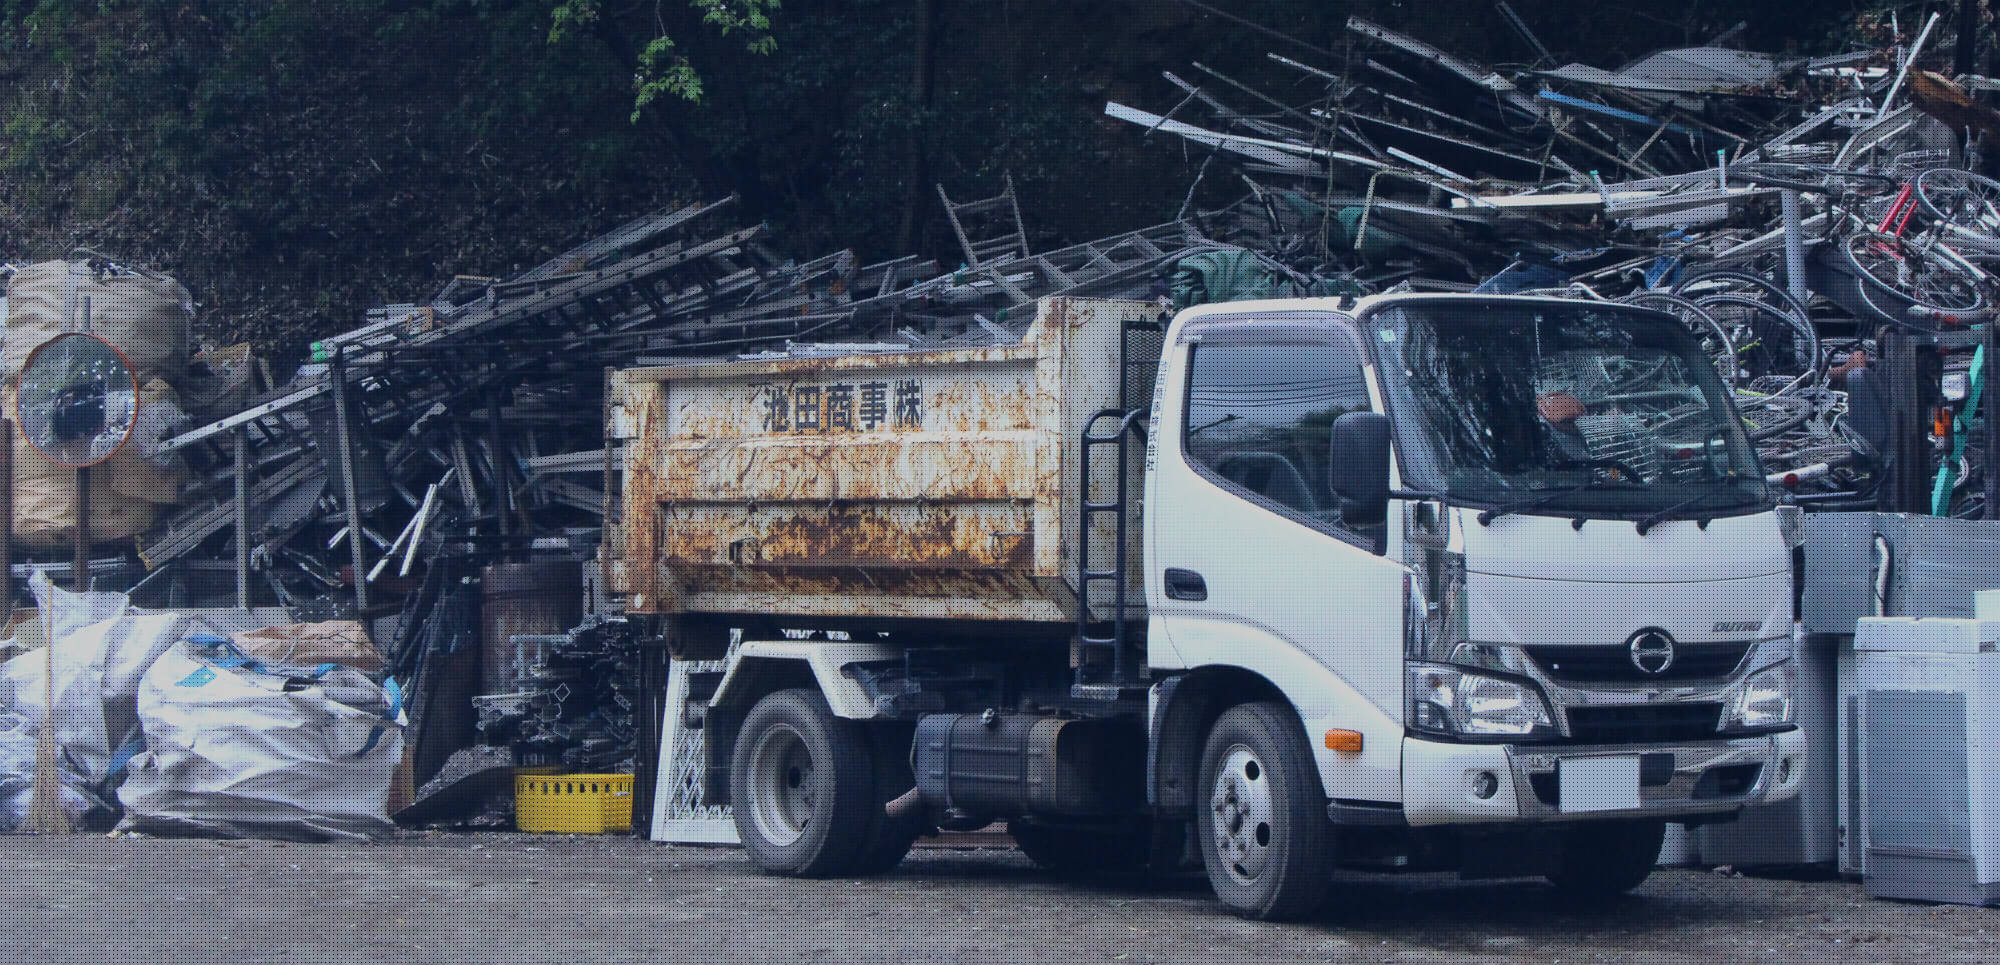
[0,833,1994,964]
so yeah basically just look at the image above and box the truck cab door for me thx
[1146,314,1406,801]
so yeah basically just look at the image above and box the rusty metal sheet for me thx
[612,296,1161,621]
[660,435,1042,503]
[671,568,1075,624]
[659,502,1035,570]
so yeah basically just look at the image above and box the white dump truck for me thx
[606,293,1807,920]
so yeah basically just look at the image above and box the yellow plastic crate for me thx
[514,772,634,834]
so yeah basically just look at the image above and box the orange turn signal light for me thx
[1324,729,1364,753]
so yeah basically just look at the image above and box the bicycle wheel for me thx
[1916,168,2000,238]
[1842,230,1987,314]
[1617,291,1738,387]
[1687,292,1821,392]
[1671,266,1813,322]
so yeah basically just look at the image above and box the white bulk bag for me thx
[116,637,404,841]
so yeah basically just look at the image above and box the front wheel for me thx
[1196,702,1334,921]
[1545,819,1665,902]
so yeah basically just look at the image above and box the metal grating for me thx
[1566,702,1722,744]
[648,656,738,844]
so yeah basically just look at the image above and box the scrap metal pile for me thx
[1110,10,2000,517]
[473,616,642,771]
[136,194,1218,605]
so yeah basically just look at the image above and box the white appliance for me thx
[1853,614,2000,905]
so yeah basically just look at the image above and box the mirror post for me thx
[72,465,89,591]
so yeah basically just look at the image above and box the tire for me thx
[1196,702,1334,921]
[1545,819,1665,902]
[853,724,924,874]
[1010,818,1152,875]
[729,688,878,877]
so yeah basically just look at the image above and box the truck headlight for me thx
[1722,661,1794,731]
[1407,662,1556,739]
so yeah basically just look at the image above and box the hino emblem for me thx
[1627,628,1677,675]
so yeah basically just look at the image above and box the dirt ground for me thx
[0,833,1994,964]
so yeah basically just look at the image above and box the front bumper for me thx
[1401,727,1808,827]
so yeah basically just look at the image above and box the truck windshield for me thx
[1370,301,1770,516]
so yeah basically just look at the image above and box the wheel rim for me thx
[1844,232,1985,312]
[1209,744,1277,886]
[747,723,816,847]
[1919,168,2000,236]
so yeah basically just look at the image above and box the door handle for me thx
[1163,568,1208,602]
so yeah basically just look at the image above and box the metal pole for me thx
[1781,190,1809,305]
[329,348,369,614]
[1882,12,1941,118]
[72,466,90,591]
[489,383,511,553]
[72,294,92,592]
[235,424,251,608]
[1956,0,1981,77]
[1987,322,1998,518]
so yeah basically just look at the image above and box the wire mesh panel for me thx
[648,656,738,844]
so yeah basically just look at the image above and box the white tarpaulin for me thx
[116,637,404,841]
[0,574,220,785]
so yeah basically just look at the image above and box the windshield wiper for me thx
[1633,488,1760,535]
[1476,477,1639,527]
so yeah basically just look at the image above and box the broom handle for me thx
[1,418,11,616]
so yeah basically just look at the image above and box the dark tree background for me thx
[0,1,1916,353]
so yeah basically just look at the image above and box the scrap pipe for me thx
[1882,12,1940,117]
[1781,189,1809,306]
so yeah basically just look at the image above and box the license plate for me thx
[1559,756,1641,813]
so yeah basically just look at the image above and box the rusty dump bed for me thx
[607,297,1160,624]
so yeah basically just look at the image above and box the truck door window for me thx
[1183,336,1374,538]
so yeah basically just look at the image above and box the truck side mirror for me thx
[1328,411,1392,522]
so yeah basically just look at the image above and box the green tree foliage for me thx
[546,0,780,119]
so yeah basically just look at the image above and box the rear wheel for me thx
[730,688,877,877]
[1196,702,1334,921]
[1546,819,1665,902]
[853,725,924,873]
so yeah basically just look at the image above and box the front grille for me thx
[1566,703,1722,744]
[1524,642,1751,683]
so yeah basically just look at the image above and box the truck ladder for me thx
[1074,406,1150,700]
